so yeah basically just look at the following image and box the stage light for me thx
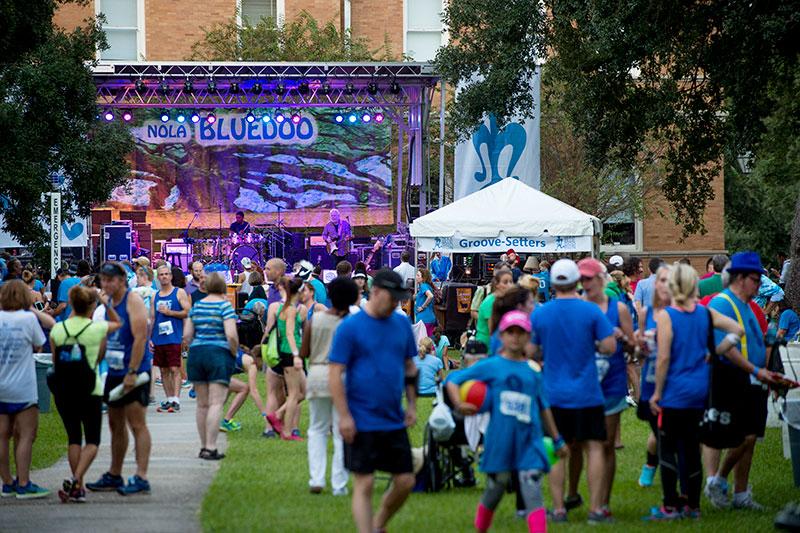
[207,79,217,92]
[344,82,355,95]
[135,79,145,92]
[362,113,371,123]
[390,81,401,94]
[159,80,170,94]
[190,111,201,123]
[321,82,332,95]
[374,112,384,123]
[251,83,262,94]
[206,112,216,124]
[230,82,240,93]
[334,114,344,123]
[348,113,358,124]
[298,81,310,94]
[160,110,170,122]
[275,112,285,123]
[122,110,133,122]
[176,112,186,123]
[183,79,193,93]
[246,112,256,123]
[261,114,271,123]
[103,109,114,121]
[367,82,378,95]
[291,113,301,124]
[275,82,286,95]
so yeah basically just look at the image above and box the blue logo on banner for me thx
[62,222,84,241]
[472,114,526,189]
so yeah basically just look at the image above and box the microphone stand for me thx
[217,203,224,264]
[182,211,199,242]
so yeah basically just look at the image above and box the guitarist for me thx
[322,208,352,266]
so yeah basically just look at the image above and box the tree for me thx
[0,1,133,256]
[190,10,397,62]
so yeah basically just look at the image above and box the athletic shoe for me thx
[333,487,349,497]
[587,510,614,524]
[548,509,568,523]
[262,430,277,439]
[171,401,181,412]
[156,401,172,413]
[220,419,242,432]
[181,380,192,389]
[155,378,162,386]
[117,475,150,495]
[704,479,730,509]
[732,488,765,511]
[309,486,323,494]
[266,413,283,434]
[644,506,682,521]
[2,480,17,498]
[291,429,302,438]
[15,481,50,499]
[775,502,800,530]
[682,506,701,519]
[189,388,196,399]
[70,487,87,503]
[281,433,304,442]
[86,472,124,492]
[638,464,656,487]
[565,494,583,511]
[626,395,638,407]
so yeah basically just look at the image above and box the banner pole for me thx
[439,80,445,208]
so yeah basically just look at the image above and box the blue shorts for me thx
[604,395,628,416]
[188,344,234,385]
[0,401,36,415]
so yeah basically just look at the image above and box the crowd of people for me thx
[0,247,796,531]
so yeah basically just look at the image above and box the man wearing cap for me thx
[52,264,81,322]
[704,251,778,510]
[295,260,328,305]
[87,262,152,495]
[329,269,419,533]
[608,255,624,270]
[529,259,616,524]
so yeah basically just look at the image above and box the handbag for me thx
[699,307,747,449]
[261,327,280,368]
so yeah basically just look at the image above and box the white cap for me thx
[241,257,252,269]
[550,259,580,286]
[608,255,624,268]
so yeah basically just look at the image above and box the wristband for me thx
[724,333,741,346]
[405,373,419,388]
[751,366,761,378]
[553,436,566,450]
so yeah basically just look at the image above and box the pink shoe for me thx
[266,412,283,434]
[527,508,547,533]
[281,433,304,442]
[475,503,494,532]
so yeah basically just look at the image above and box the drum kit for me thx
[191,223,293,273]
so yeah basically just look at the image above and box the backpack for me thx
[48,321,97,397]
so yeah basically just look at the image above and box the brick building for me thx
[54,0,726,268]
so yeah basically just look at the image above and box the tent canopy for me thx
[410,179,600,253]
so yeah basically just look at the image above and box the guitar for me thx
[326,234,352,255]
[364,235,392,272]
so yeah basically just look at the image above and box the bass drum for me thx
[231,244,261,273]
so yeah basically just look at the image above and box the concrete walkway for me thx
[0,391,224,533]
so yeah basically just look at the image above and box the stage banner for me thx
[454,67,541,200]
[416,234,591,254]
[0,215,88,250]
[104,109,392,230]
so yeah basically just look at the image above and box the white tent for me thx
[410,178,601,254]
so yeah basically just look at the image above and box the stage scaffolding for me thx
[92,62,442,225]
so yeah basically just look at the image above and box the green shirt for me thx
[698,273,723,298]
[50,317,109,396]
[475,294,496,346]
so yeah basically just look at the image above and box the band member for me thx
[229,211,251,236]
[322,209,352,264]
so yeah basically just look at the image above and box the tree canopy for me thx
[0,0,133,254]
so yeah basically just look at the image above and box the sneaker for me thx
[644,506,682,521]
[682,506,701,519]
[58,478,75,503]
[704,479,730,509]
[220,419,241,432]
[588,510,614,524]
[86,472,124,492]
[189,388,196,399]
[15,481,50,499]
[155,378,163,386]
[281,433,304,442]
[309,486,323,494]
[181,380,192,389]
[626,394,638,407]
[171,401,181,412]
[638,464,656,487]
[291,428,302,438]
[548,509,568,523]
[333,487,349,496]
[1,480,17,498]
[262,430,277,439]
[266,412,283,434]
[156,401,172,413]
[732,488,765,511]
[565,494,583,511]
[117,475,151,495]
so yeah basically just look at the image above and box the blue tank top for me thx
[660,305,710,409]
[106,291,152,376]
[639,307,658,402]
[152,287,183,346]
[600,298,627,398]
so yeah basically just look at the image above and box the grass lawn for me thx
[202,376,789,532]
[10,398,67,471]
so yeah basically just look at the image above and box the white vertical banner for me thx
[50,192,61,278]
[454,67,541,200]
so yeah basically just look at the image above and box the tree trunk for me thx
[787,193,800,312]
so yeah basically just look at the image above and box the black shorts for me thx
[739,384,769,438]
[269,352,295,376]
[103,372,151,408]
[345,428,413,474]
[54,394,102,446]
[637,401,659,435]
[551,405,607,443]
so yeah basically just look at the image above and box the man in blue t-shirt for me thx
[705,251,779,510]
[329,269,418,533]
[778,304,800,342]
[528,259,616,524]
[52,265,81,322]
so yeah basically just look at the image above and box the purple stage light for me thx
[103,110,114,121]
[291,113,301,124]
[362,113,371,123]
[374,112,384,123]
[121,110,133,122]
[206,112,216,124]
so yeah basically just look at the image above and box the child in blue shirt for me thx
[413,337,443,396]
[446,310,566,533]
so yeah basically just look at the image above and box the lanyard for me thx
[716,292,748,360]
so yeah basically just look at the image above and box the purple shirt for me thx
[322,220,352,255]
[267,284,282,305]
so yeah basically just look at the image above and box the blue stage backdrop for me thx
[103,108,392,229]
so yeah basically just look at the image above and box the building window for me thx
[239,0,279,26]
[96,0,144,60]
[405,0,445,62]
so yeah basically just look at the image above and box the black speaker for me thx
[284,232,308,266]
[438,282,476,334]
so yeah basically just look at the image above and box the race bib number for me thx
[158,320,174,336]
[499,391,532,424]
[107,349,125,370]
[645,356,657,383]
[595,354,610,382]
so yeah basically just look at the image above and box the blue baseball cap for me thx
[727,251,766,274]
